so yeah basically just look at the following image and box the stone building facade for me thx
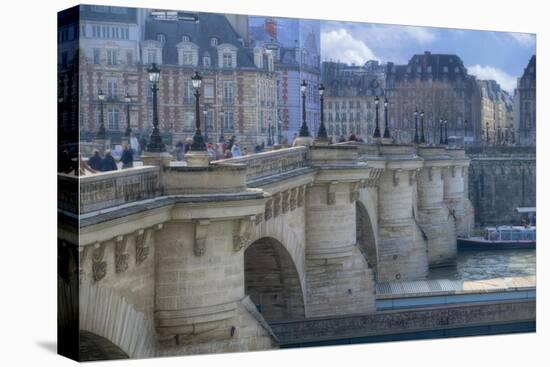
[321,60,386,141]
[249,17,321,142]
[516,55,536,146]
[478,80,514,145]
[78,6,277,150]
[385,52,482,145]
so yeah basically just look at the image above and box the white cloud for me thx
[467,64,517,93]
[346,23,436,47]
[321,28,378,65]
[507,32,535,48]
[403,26,437,44]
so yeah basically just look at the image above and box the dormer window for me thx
[454,66,459,73]
[182,35,190,42]
[147,50,157,65]
[417,66,421,73]
[427,66,432,72]
[157,34,166,44]
[222,53,233,67]
[443,66,448,72]
[210,37,218,47]
[182,51,193,65]
[203,53,211,66]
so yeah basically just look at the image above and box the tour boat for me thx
[457,225,536,250]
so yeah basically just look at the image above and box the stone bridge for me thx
[58,141,475,358]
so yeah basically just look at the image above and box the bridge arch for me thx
[356,199,379,278]
[79,330,129,361]
[79,283,156,359]
[244,237,306,322]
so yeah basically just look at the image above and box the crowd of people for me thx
[174,135,262,162]
[80,131,365,175]
[82,143,134,174]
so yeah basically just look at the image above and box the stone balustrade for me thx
[212,146,309,182]
[79,166,161,214]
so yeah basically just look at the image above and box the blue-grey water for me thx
[428,249,536,281]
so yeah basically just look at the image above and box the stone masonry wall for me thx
[305,182,376,317]
[469,153,536,227]
[377,169,429,281]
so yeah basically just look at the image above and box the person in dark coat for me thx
[100,150,118,172]
[58,149,74,173]
[338,134,347,143]
[121,143,134,169]
[88,149,102,172]
[349,132,357,141]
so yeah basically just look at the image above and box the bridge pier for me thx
[444,149,474,238]
[375,144,428,282]
[153,195,278,354]
[305,181,376,317]
[416,146,457,267]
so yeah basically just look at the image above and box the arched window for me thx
[157,33,166,44]
[210,37,218,47]
[181,35,190,42]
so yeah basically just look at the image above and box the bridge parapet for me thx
[79,166,161,214]
[212,146,309,182]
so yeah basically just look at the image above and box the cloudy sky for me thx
[321,22,536,93]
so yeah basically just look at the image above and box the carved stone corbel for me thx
[327,181,338,205]
[289,188,297,211]
[135,228,151,265]
[79,246,89,284]
[255,212,263,225]
[409,169,419,186]
[392,169,402,187]
[92,242,107,282]
[349,181,362,203]
[281,191,289,214]
[265,199,273,221]
[273,193,281,218]
[115,235,129,274]
[194,220,210,256]
[233,216,254,252]
[297,186,305,208]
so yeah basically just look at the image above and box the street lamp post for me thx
[413,108,419,144]
[277,119,282,145]
[203,109,209,144]
[439,118,444,145]
[464,119,468,141]
[267,115,273,146]
[420,110,425,143]
[97,89,106,140]
[145,63,165,152]
[219,110,225,143]
[373,96,380,138]
[383,98,390,138]
[444,118,448,145]
[124,92,132,138]
[190,71,206,151]
[299,80,310,137]
[316,83,328,141]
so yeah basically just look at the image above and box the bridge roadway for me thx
[57,141,532,359]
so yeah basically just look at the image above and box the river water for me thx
[427,249,536,281]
